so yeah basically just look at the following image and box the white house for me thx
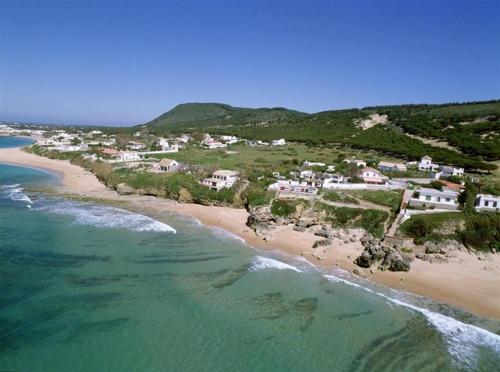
[358,167,388,184]
[271,138,286,146]
[127,141,146,150]
[221,135,238,144]
[177,134,191,143]
[154,158,179,173]
[303,160,326,168]
[300,169,314,179]
[203,138,227,149]
[418,156,440,172]
[269,180,318,195]
[201,170,239,191]
[475,194,500,212]
[409,187,459,210]
[322,174,346,188]
[343,158,367,168]
[440,165,464,178]
[157,138,179,152]
[378,161,407,173]
[118,151,143,162]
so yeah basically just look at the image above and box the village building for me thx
[221,135,238,144]
[358,167,388,184]
[343,158,367,167]
[269,180,318,196]
[271,138,286,146]
[177,134,191,143]
[201,170,239,191]
[300,169,314,179]
[409,187,459,210]
[127,141,146,150]
[101,148,120,156]
[203,138,227,149]
[157,138,179,152]
[475,194,500,212]
[418,156,440,172]
[154,158,179,173]
[439,165,464,178]
[321,174,346,188]
[378,161,407,173]
[118,151,143,162]
[303,160,326,168]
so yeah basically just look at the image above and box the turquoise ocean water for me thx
[0,135,34,148]
[1,137,500,371]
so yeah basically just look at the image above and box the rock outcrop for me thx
[355,233,412,272]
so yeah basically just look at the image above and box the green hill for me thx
[142,100,500,171]
[145,102,308,130]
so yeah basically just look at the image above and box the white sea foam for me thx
[1,184,33,204]
[210,226,247,245]
[33,200,176,233]
[249,256,303,273]
[324,273,500,367]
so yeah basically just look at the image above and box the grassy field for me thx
[347,190,403,213]
[151,142,408,173]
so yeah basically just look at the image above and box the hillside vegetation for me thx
[141,100,500,171]
[145,103,307,130]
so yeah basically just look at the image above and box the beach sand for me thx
[2,146,500,319]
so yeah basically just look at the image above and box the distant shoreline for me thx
[1,145,500,320]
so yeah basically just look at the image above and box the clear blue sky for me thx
[1,0,499,126]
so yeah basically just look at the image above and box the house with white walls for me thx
[378,161,407,173]
[475,194,500,212]
[201,170,239,191]
[343,158,367,167]
[440,165,464,178]
[358,167,388,184]
[418,156,440,172]
[153,158,179,173]
[409,187,459,210]
[271,138,286,146]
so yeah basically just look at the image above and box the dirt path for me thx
[404,133,463,153]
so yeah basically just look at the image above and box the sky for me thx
[1,0,499,126]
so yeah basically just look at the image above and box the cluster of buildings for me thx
[418,156,464,177]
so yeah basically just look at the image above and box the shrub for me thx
[271,199,296,217]
[406,219,430,238]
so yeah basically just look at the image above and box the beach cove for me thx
[1,140,500,370]
[1,145,500,320]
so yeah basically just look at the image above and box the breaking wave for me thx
[32,200,176,233]
[249,256,303,273]
[325,274,500,368]
[210,226,247,245]
[1,184,33,204]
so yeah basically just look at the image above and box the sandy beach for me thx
[2,146,500,320]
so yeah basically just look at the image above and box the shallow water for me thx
[0,135,34,148]
[1,157,500,371]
